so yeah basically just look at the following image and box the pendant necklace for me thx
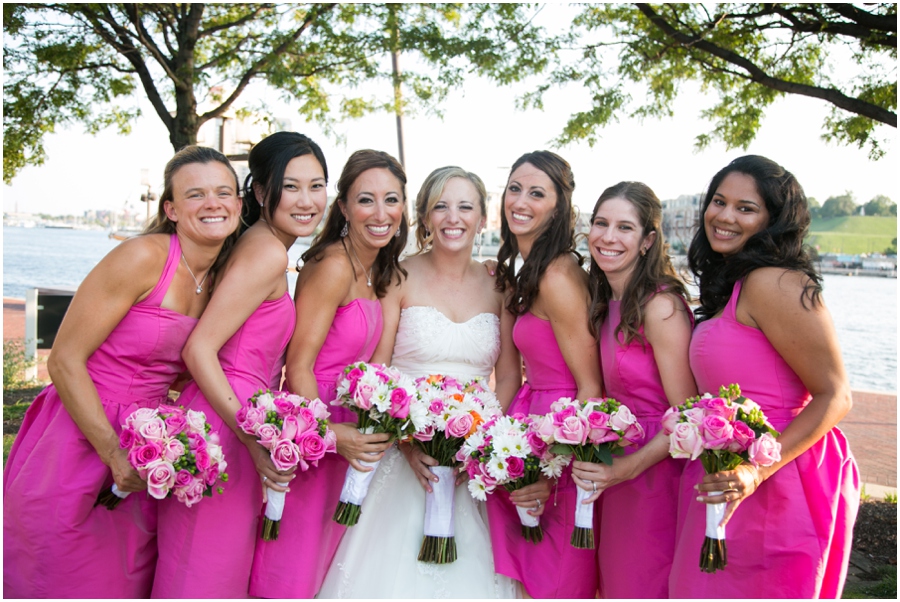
[181,253,210,294]
[348,242,373,287]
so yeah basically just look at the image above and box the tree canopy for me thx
[821,193,859,218]
[3,3,548,183]
[535,3,896,159]
[864,194,896,216]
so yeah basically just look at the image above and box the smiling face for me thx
[589,197,655,286]
[163,161,240,244]
[503,162,558,243]
[426,177,486,254]
[265,154,328,246]
[341,167,405,252]
[704,171,771,256]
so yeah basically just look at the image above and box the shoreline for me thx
[3,296,896,493]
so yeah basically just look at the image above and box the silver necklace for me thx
[181,253,210,294]
[348,243,373,287]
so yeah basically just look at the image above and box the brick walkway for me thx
[3,297,897,491]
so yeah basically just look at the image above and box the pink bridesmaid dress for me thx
[3,233,193,598]
[595,297,687,598]
[486,311,599,599]
[249,297,383,598]
[670,279,860,598]
[151,292,295,598]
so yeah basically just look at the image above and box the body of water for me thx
[4,226,897,393]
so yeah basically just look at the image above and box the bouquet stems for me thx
[333,458,380,527]
[515,505,543,543]
[700,492,727,572]
[418,466,457,564]
[570,486,595,549]
[261,484,289,541]
[94,483,129,510]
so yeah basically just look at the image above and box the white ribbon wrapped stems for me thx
[423,466,456,538]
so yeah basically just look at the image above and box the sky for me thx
[3,11,896,218]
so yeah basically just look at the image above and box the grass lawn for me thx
[808,216,898,255]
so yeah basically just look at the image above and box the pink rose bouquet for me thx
[537,397,645,549]
[662,383,782,573]
[412,375,504,563]
[237,390,336,540]
[331,362,428,526]
[95,403,228,510]
[457,413,570,544]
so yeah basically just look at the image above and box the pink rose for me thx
[193,448,211,472]
[308,398,330,421]
[669,422,703,460]
[157,402,182,414]
[162,438,186,463]
[622,421,645,446]
[323,428,337,453]
[295,407,318,435]
[274,395,299,417]
[609,405,638,434]
[175,476,207,508]
[660,407,680,434]
[507,456,525,480]
[125,407,159,431]
[270,438,301,471]
[552,405,578,426]
[174,469,194,489]
[702,397,738,421]
[729,421,756,453]
[554,415,589,445]
[164,413,188,437]
[297,432,326,464]
[682,407,706,427]
[389,388,411,420]
[526,431,548,458]
[119,427,138,450]
[429,400,445,415]
[204,463,220,486]
[446,413,474,439]
[414,424,436,442]
[128,440,163,469]
[237,405,267,434]
[187,432,207,452]
[346,367,365,393]
[145,460,176,500]
[549,397,575,413]
[748,433,781,467]
[586,411,618,444]
[185,410,208,434]
[138,418,167,442]
[353,382,375,411]
[533,414,556,440]
[255,423,280,449]
[281,415,300,441]
[699,415,734,450]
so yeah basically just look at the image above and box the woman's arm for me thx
[697,268,852,525]
[572,292,696,501]
[286,253,391,471]
[48,236,166,492]
[538,257,603,400]
[370,269,404,366]
[181,235,292,491]
[493,304,522,411]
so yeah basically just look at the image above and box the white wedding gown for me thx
[317,306,518,599]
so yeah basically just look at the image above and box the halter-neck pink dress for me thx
[249,297,383,598]
[3,233,194,598]
[486,311,599,599]
[670,279,860,598]
[596,296,688,598]
[151,291,295,598]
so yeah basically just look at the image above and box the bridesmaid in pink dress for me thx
[487,151,603,598]
[569,182,696,598]
[671,155,859,598]
[3,146,241,598]
[249,149,407,598]
[151,133,330,598]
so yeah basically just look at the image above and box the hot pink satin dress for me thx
[249,297,383,598]
[151,291,295,598]
[3,233,193,598]
[596,297,687,598]
[670,279,860,598]
[486,311,599,599]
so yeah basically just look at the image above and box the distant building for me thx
[662,193,702,252]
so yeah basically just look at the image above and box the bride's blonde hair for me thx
[414,166,487,253]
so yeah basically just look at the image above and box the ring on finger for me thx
[592,481,597,493]
[535,499,542,509]
[262,475,268,483]
[728,480,735,490]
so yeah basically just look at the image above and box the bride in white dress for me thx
[317,167,549,599]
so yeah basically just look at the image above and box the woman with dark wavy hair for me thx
[152,132,329,598]
[670,155,859,598]
[570,181,696,598]
[250,149,406,598]
[487,151,603,599]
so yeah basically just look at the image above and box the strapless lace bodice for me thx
[390,306,500,381]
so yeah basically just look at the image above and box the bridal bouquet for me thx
[237,390,336,540]
[95,403,228,510]
[412,375,504,563]
[332,362,427,526]
[538,397,645,549]
[662,383,782,573]
[458,413,569,543]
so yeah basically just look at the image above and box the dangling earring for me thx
[395,226,401,238]
[340,222,349,238]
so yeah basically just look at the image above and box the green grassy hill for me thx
[807,216,897,255]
